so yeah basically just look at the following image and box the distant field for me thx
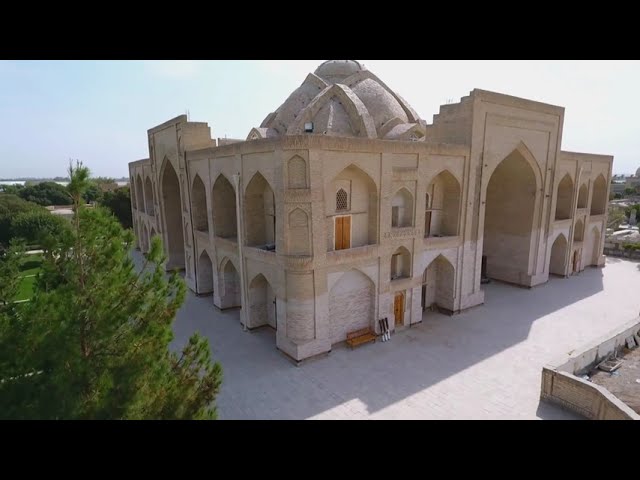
[15,254,43,302]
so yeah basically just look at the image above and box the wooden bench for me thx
[346,327,376,349]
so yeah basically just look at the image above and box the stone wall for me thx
[604,244,640,260]
[540,317,640,420]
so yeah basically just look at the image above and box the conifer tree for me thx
[0,161,222,419]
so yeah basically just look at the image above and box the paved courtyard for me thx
[165,256,640,420]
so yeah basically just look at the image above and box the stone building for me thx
[129,60,613,362]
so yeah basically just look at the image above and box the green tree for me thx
[83,183,101,204]
[0,184,24,195]
[19,181,70,206]
[0,194,43,247]
[624,187,635,196]
[101,186,133,229]
[0,242,24,305]
[10,209,69,246]
[0,161,222,419]
[92,177,119,193]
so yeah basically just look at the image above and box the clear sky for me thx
[1,60,638,178]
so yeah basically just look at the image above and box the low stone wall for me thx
[604,243,640,260]
[540,317,640,420]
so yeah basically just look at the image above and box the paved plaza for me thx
[163,255,640,420]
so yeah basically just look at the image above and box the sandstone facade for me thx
[129,60,613,361]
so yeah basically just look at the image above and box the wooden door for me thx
[334,216,351,250]
[394,291,405,327]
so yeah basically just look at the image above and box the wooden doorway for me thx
[394,291,405,327]
[334,216,351,250]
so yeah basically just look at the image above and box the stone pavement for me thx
[165,255,640,420]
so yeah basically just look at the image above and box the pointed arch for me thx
[245,171,276,248]
[160,160,185,269]
[131,176,137,209]
[197,250,214,295]
[191,174,209,233]
[248,273,276,330]
[425,169,461,237]
[574,218,584,242]
[329,269,375,344]
[135,175,144,213]
[287,83,377,138]
[421,254,455,313]
[219,257,241,309]
[590,174,607,215]
[391,246,411,280]
[144,177,154,216]
[328,164,378,250]
[391,188,414,228]
[483,147,539,285]
[549,233,568,276]
[288,208,310,255]
[211,174,237,238]
[577,183,588,209]
[555,173,573,220]
[288,155,307,189]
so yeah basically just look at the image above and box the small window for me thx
[336,188,348,211]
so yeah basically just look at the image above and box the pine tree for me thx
[0,161,222,419]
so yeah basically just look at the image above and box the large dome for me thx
[636,166,640,177]
[248,60,425,142]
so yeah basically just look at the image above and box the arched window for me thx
[336,188,348,211]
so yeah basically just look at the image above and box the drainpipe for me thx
[232,173,248,331]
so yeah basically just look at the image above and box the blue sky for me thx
[0,60,638,178]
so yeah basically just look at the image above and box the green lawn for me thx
[16,275,37,302]
[14,254,43,302]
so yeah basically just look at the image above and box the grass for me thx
[14,253,43,302]
[15,276,36,302]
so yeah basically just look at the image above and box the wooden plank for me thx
[335,217,343,250]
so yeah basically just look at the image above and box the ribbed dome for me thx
[315,60,364,84]
[250,60,425,141]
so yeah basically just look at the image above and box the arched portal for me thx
[425,170,461,237]
[328,164,378,251]
[483,149,538,285]
[329,270,374,344]
[197,250,214,295]
[144,177,154,216]
[220,259,241,309]
[161,161,185,270]
[212,175,237,238]
[135,175,144,213]
[577,183,588,209]
[390,246,411,280]
[549,233,568,276]
[192,175,209,233]
[421,255,455,314]
[555,174,573,220]
[245,172,276,249]
[391,188,413,228]
[574,218,584,242]
[590,175,607,215]
[248,274,276,330]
